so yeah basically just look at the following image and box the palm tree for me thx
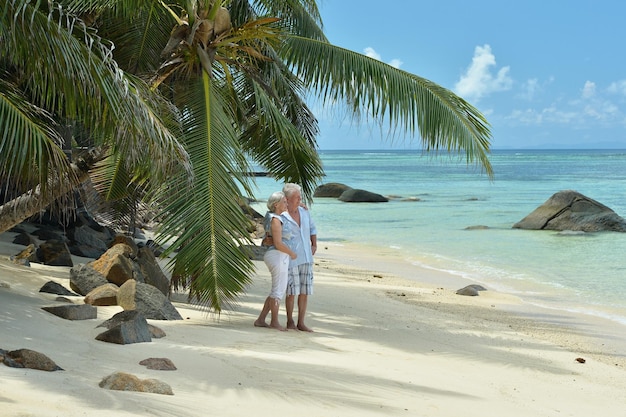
[1,0,492,313]
[0,0,189,233]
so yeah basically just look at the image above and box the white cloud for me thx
[516,77,555,102]
[581,81,596,99]
[454,44,512,102]
[518,78,539,101]
[607,80,626,96]
[569,81,621,123]
[364,47,381,61]
[388,59,403,69]
[507,108,544,125]
[540,106,579,124]
[583,102,619,121]
[508,91,622,128]
[363,47,403,68]
[504,77,626,132]
[506,105,580,126]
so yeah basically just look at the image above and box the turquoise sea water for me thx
[248,149,626,326]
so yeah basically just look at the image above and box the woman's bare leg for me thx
[254,297,271,327]
[268,297,286,331]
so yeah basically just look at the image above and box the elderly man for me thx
[262,183,317,331]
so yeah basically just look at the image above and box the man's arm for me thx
[262,234,273,247]
[308,210,317,255]
[310,234,317,255]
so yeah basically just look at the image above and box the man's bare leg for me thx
[254,297,271,327]
[285,294,297,330]
[297,294,313,332]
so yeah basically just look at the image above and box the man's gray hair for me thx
[267,191,285,211]
[282,183,301,197]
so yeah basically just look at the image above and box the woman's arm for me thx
[270,218,297,259]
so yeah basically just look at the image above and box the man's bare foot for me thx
[254,319,269,328]
[286,320,297,330]
[269,323,288,331]
[297,324,313,332]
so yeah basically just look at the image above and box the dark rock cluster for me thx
[2,307,176,393]
[314,182,389,203]
[10,217,181,321]
[8,209,165,267]
[4,213,183,393]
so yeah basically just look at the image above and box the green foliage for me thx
[157,75,255,311]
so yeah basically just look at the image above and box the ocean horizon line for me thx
[317,147,626,152]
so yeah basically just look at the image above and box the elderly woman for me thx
[254,191,298,330]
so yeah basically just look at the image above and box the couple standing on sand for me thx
[254,183,317,332]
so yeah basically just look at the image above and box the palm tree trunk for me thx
[0,148,108,234]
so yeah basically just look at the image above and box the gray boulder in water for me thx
[513,190,626,232]
[314,182,352,198]
[339,189,388,203]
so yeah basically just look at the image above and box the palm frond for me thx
[0,76,76,197]
[1,1,189,175]
[89,154,132,202]
[157,74,254,312]
[235,72,323,200]
[98,2,175,74]
[281,36,493,176]
[251,0,326,41]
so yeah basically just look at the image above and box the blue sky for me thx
[313,0,626,150]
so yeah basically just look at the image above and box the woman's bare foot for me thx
[254,319,269,328]
[269,323,287,331]
[286,320,298,330]
[297,324,313,332]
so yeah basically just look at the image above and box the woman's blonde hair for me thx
[267,191,285,211]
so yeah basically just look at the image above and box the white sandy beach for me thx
[1,231,625,417]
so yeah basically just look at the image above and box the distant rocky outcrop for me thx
[464,225,489,230]
[314,182,427,204]
[339,189,389,203]
[513,190,626,232]
[314,183,352,198]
